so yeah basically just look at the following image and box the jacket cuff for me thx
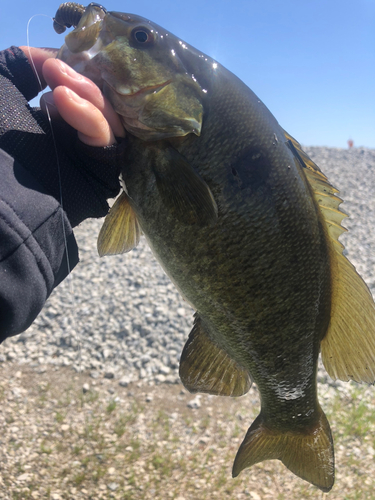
[0,46,40,102]
[73,136,127,195]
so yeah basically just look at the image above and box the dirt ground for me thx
[0,363,374,500]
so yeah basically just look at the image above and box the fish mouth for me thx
[106,79,172,97]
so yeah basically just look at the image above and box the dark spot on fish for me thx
[229,146,272,192]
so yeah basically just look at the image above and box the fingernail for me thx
[41,92,57,110]
[42,92,55,106]
[39,47,59,57]
[65,88,82,103]
[55,59,67,75]
[40,93,60,120]
[57,60,82,79]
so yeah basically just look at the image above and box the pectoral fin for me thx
[153,147,218,226]
[233,407,334,492]
[97,191,141,256]
[285,130,375,384]
[179,315,251,397]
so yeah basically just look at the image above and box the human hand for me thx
[20,46,125,147]
[0,46,125,227]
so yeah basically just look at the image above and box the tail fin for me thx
[232,408,334,492]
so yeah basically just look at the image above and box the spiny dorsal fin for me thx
[285,130,347,248]
[284,130,375,383]
[97,191,141,257]
[179,314,252,397]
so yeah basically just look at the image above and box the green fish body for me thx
[55,4,375,492]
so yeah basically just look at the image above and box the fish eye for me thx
[132,27,154,45]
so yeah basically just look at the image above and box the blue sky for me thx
[1,0,374,148]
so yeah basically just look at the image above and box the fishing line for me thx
[26,15,73,283]
[26,15,83,374]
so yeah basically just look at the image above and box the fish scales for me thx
[54,2,375,492]
[124,71,331,414]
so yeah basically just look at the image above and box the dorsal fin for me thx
[285,130,347,247]
[284,130,375,383]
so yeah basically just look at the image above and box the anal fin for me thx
[97,191,141,257]
[179,315,251,397]
[232,407,334,492]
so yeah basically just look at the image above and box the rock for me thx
[17,473,30,482]
[159,365,171,375]
[119,376,131,387]
[107,482,119,491]
[249,492,261,500]
[187,396,201,409]
[82,383,90,393]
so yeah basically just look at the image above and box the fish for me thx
[54,2,375,492]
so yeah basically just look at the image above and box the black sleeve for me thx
[0,47,126,341]
[0,148,79,341]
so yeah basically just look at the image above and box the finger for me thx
[40,91,62,121]
[52,86,115,147]
[42,58,125,138]
[19,47,59,89]
[40,88,115,147]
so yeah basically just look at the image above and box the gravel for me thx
[2,146,375,393]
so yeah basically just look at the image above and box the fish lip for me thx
[107,79,172,97]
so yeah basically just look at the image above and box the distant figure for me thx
[348,139,354,148]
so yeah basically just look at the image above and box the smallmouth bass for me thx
[54,2,375,492]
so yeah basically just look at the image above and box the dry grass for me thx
[0,364,375,499]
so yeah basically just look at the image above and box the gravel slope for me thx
[1,146,375,388]
[1,146,375,499]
